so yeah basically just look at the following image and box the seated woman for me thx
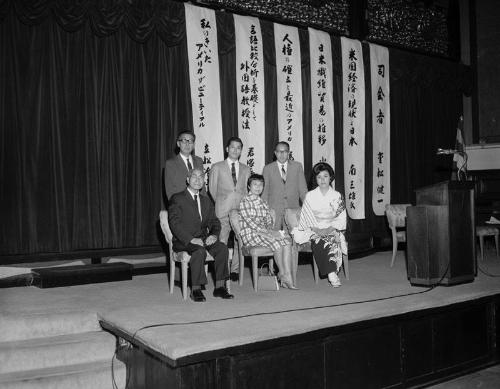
[294,162,347,287]
[239,174,296,289]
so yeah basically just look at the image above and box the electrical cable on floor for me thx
[112,262,451,389]
[478,264,500,277]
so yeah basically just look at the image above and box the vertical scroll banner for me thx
[309,27,335,171]
[274,23,303,164]
[341,37,365,219]
[370,43,390,215]
[234,15,265,174]
[185,3,224,177]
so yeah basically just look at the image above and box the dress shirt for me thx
[187,188,202,220]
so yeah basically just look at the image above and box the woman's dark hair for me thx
[247,173,265,192]
[310,162,335,188]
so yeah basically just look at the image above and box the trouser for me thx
[218,215,239,272]
[184,241,229,286]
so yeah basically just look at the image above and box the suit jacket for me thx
[261,160,308,212]
[164,154,204,201]
[168,189,221,252]
[208,160,251,219]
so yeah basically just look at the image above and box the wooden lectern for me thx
[406,181,476,286]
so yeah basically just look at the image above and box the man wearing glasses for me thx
[164,130,205,202]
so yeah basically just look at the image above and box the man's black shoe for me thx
[213,287,234,299]
[190,289,206,302]
[230,272,239,282]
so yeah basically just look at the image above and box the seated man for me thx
[168,168,233,302]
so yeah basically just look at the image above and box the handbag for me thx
[257,263,280,291]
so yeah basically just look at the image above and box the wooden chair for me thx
[476,225,499,261]
[385,204,411,267]
[285,208,349,284]
[229,209,275,291]
[158,210,213,300]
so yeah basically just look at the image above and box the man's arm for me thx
[261,164,270,204]
[297,163,308,202]
[168,195,193,246]
[208,163,219,201]
[204,199,221,237]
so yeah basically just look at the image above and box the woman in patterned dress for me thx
[239,174,296,289]
[295,162,347,287]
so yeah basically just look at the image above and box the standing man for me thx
[209,137,251,281]
[168,168,233,302]
[164,130,205,202]
[262,141,308,230]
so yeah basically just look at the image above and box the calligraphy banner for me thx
[309,28,335,172]
[185,3,224,176]
[234,14,265,174]
[370,43,390,215]
[341,37,365,219]
[274,23,304,164]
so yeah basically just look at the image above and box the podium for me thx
[406,181,476,286]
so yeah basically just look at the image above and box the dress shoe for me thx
[229,272,239,282]
[213,287,234,299]
[190,289,206,302]
[280,277,299,290]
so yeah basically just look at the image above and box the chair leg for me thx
[313,256,319,284]
[390,230,398,267]
[181,262,188,300]
[169,256,175,294]
[495,234,499,259]
[342,254,349,280]
[237,240,245,286]
[479,235,485,261]
[252,255,258,292]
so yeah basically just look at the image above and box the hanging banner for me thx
[309,27,335,171]
[341,37,365,219]
[185,3,223,177]
[274,23,303,164]
[234,14,265,174]
[370,43,390,215]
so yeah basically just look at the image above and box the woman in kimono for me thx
[239,174,296,289]
[295,162,347,287]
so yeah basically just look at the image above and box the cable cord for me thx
[112,263,451,388]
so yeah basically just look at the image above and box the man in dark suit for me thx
[164,130,205,202]
[168,168,233,302]
[262,141,308,230]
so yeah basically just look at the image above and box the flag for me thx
[453,115,467,180]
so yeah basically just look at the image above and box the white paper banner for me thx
[341,37,365,219]
[234,15,265,174]
[185,3,224,176]
[274,23,303,164]
[309,28,335,171]
[370,43,390,215]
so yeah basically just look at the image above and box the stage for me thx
[2,250,499,388]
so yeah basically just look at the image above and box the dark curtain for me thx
[0,0,467,259]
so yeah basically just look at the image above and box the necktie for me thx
[194,194,201,219]
[281,164,286,184]
[186,158,193,171]
[231,162,237,187]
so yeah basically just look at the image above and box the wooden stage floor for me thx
[2,250,500,388]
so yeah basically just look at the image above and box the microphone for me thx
[436,148,458,155]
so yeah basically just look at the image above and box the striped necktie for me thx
[231,162,237,187]
[281,164,286,184]
[186,158,193,171]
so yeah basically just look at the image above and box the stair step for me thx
[0,331,116,374]
[0,311,100,342]
[0,360,126,389]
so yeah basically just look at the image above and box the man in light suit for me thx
[168,168,233,302]
[262,141,308,230]
[164,130,205,202]
[209,137,251,280]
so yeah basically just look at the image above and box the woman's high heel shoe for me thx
[280,278,299,290]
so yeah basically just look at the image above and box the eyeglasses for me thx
[179,139,194,145]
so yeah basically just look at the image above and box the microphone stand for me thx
[436,148,468,181]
